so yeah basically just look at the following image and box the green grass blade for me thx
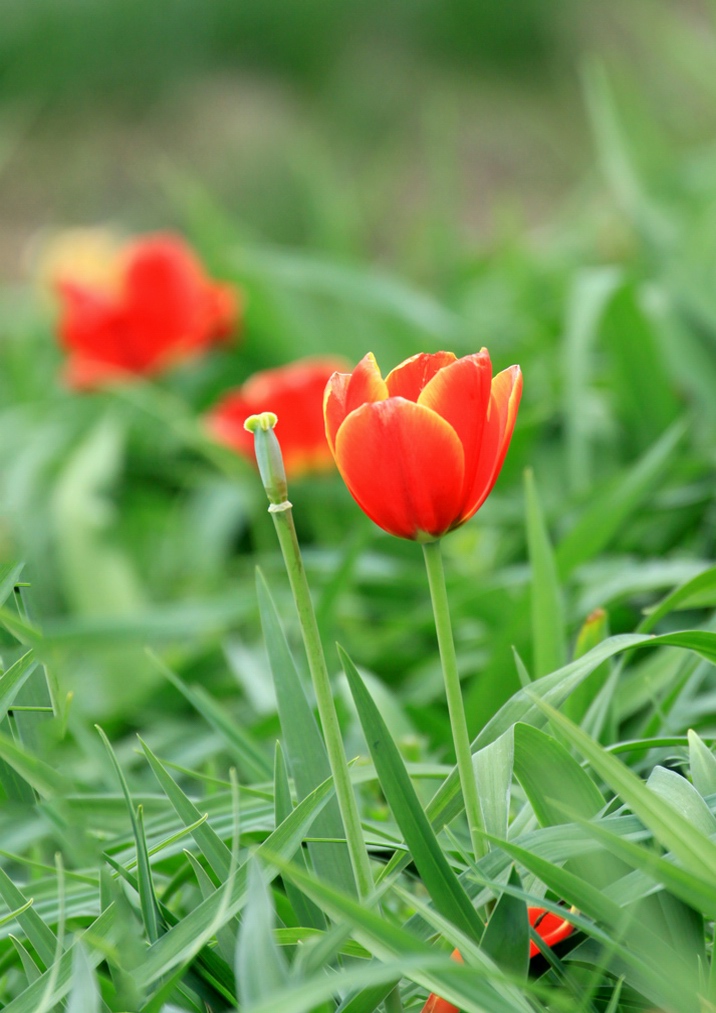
[236,860,289,1008]
[480,866,529,979]
[340,644,484,944]
[274,741,326,930]
[556,419,685,577]
[688,729,716,798]
[0,729,71,797]
[133,773,335,989]
[0,651,38,723]
[148,651,271,781]
[257,569,354,894]
[531,698,716,885]
[138,735,232,881]
[524,468,566,677]
[513,723,604,827]
[0,563,25,609]
[66,942,100,1013]
[270,851,534,1013]
[0,866,57,969]
[639,565,716,633]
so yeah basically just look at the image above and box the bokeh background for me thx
[1,0,716,749]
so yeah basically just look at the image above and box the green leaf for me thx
[556,419,685,577]
[133,773,335,989]
[524,468,566,677]
[148,651,271,781]
[646,765,716,837]
[639,565,716,633]
[257,569,354,894]
[513,723,604,828]
[473,729,513,842]
[1,906,119,1013]
[688,729,716,798]
[575,812,716,920]
[0,650,38,723]
[138,735,232,881]
[184,850,236,965]
[531,698,716,886]
[96,727,160,942]
[562,266,622,494]
[0,563,24,609]
[236,861,289,1007]
[601,282,681,448]
[0,867,57,968]
[9,935,42,984]
[564,607,611,724]
[66,942,100,1013]
[340,644,484,944]
[271,851,533,1013]
[0,729,71,797]
[273,741,325,930]
[480,867,529,979]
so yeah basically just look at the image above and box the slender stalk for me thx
[270,503,374,900]
[422,539,485,860]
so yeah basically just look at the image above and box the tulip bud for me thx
[244,412,289,507]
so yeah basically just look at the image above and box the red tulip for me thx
[324,350,521,540]
[56,233,238,388]
[420,907,574,1012]
[207,357,350,479]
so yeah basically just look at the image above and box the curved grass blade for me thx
[258,569,354,894]
[340,645,483,943]
[138,735,232,881]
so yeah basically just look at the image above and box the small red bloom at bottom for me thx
[420,907,574,1012]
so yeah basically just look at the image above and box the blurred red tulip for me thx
[324,350,521,540]
[207,356,349,478]
[56,233,238,388]
[420,907,574,1012]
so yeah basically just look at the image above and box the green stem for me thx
[422,539,485,860]
[271,502,374,900]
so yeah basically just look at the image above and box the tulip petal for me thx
[335,398,464,539]
[458,365,522,524]
[418,350,492,508]
[324,371,352,453]
[325,353,388,453]
[386,351,456,401]
[529,907,573,958]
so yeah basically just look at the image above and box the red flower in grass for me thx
[421,908,574,1013]
[56,233,237,388]
[323,350,521,540]
[207,357,350,479]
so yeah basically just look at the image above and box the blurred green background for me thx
[1,0,716,747]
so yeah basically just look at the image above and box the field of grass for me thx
[2,2,716,1011]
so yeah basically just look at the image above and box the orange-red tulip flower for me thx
[207,357,350,479]
[420,907,574,1012]
[56,233,237,388]
[324,350,521,540]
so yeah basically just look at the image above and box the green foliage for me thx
[4,19,716,1010]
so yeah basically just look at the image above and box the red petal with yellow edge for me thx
[345,352,389,413]
[386,351,456,401]
[334,398,464,539]
[418,351,492,507]
[457,365,522,525]
[324,370,352,453]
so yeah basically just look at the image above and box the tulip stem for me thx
[270,499,374,901]
[422,539,486,861]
